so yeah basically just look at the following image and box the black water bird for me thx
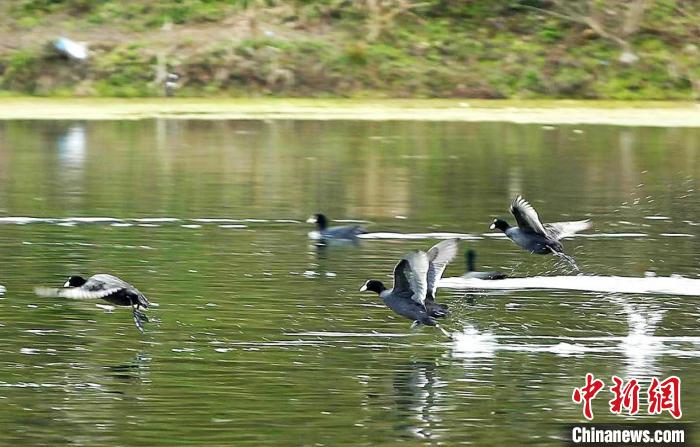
[463,249,507,280]
[35,274,150,332]
[306,213,366,242]
[490,195,590,270]
[359,239,459,337]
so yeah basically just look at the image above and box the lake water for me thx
[0,119,698,445]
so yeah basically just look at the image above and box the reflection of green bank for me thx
[0,98,697,126]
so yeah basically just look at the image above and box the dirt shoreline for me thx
[0,98,698,127]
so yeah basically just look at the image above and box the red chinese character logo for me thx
[648,376,682,419]
[609,376,640,415]
[572,373,605,420]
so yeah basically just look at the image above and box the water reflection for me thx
[391,360,443,440]
[103,352,151,384]
[57,125,86,167]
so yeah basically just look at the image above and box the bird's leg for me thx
[410,320,421,330]
[132,307,146,333]
[435,324,453,340]
[135,309,149,323]
[550,248,580,272]
[130,299,147,333]
[131,300,149,323]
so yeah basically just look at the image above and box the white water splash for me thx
[284,331,409,338]
[441,275,700,296]
[359,232,482,240]
[610,296,667,377]
[451,325,499,359]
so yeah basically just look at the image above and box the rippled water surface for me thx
[0,119,699,445]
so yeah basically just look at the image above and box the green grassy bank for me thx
[0,1,698,99]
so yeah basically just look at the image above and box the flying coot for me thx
[35,274,150,333]
[359,239,459,337]
[490,195,590,270]
[463,249,507,280]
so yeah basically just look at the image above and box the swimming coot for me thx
[360,239,459,337]
[306,213,366,242]
[490,195,590,270]
[35,274,150,333]
[463,249,507,280]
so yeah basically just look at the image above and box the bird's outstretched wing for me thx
[88,274,149,308]
[35,286,123,300]
[426,238,459,299]
[544,220,591,240]
[510,196,547,235]
[392,250,429,306]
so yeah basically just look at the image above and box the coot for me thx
[463,249,507,280]
[360,239,459,337]
[36,274,150,333]
[490,195,590,270]
[307,213,366,242]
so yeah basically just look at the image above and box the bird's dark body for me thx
[82,274,149,308]
[309,213,366,242]
[98,289,144,307]
[380,291,437,326]
[504,227,562,255]
[321,225,366,241]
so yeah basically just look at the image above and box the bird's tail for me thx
[354,225,368,235]
[427,301,449,318]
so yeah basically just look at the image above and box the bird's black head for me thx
[64,276,86,288]
[466,249,476,272]
[490,218,510,232]
[359,280,386,295]
[306,213,328,230]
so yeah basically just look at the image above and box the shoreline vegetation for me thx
[0,1,698,100]
[0,98,698,126]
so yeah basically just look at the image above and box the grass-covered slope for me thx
[0,0,698,99]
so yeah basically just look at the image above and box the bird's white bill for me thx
[489,223,496,230]
[305,216,316,223]
[63,280,71,288]
[359,283,368,292]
